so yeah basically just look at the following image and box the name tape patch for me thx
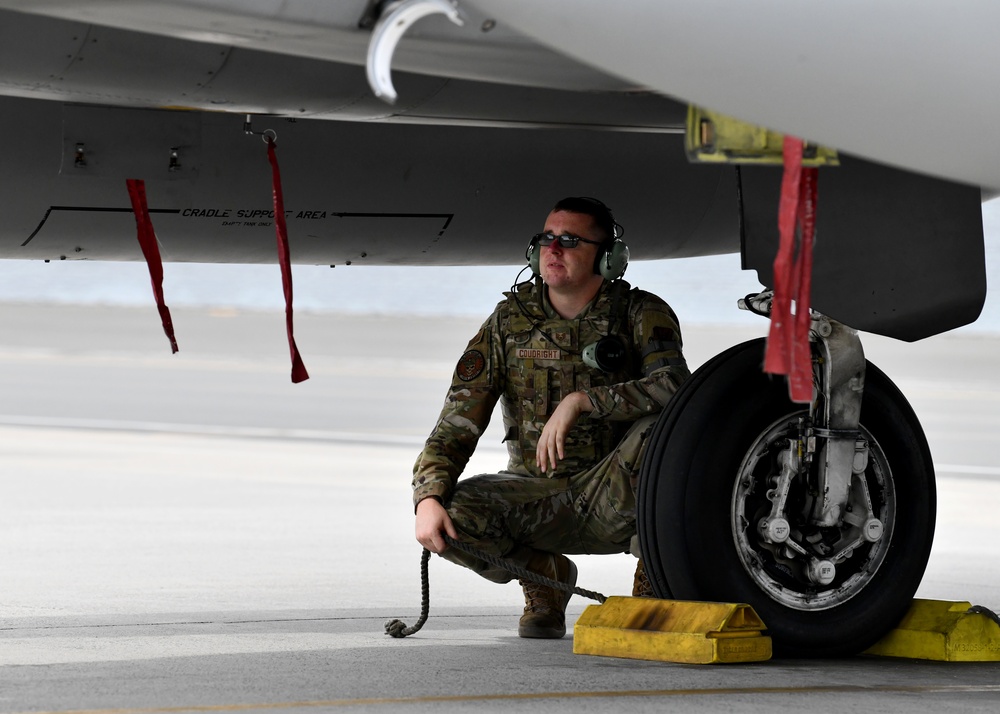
[516,348,561,360]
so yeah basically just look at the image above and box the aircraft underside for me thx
[0,95,983,343]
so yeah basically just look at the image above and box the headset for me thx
[525,198,629,281]
[517,198,631,372]
[595,237,630,281]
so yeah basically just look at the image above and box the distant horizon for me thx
[0,254,766,328]
[2,199,998,334]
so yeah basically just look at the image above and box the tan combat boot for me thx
[632,558,655,598]
[518,552,578,639]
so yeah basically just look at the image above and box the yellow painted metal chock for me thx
[864,599,1000,661]
[573,596,771,664]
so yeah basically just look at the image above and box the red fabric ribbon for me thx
[266,137,310,383]
[126,178,178,354]
[764,137,817,403]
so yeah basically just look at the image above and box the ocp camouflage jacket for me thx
[412,278,690,508]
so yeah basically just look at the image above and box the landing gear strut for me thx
[637,309,936,657]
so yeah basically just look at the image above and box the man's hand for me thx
[415,497,459,553]
[537,391,594,473]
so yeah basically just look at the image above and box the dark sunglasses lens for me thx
[535,234,579,248]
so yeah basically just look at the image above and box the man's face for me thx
[539,210,604,291]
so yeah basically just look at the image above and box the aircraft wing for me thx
[0,0,630,93]
[470,1,1000,192]
[2,0,995,190]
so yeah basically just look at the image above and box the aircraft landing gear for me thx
[637,313,936,657]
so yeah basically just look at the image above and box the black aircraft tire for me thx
[637,338,936,657]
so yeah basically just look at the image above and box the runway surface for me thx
[1,303,999,712]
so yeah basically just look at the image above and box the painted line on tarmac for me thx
[0,415,508,453]
[0,414,420,446]
[15,684,1000,713]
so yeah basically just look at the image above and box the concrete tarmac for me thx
[1,303,999,712]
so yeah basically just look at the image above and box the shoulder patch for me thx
[457,349,486,382]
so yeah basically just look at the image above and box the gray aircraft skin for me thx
[0,0,997,685]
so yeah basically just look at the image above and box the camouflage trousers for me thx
[439,414,658,583]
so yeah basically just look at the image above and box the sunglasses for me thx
[532,232,603,248]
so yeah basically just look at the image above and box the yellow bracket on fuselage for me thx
[686,105,839,166]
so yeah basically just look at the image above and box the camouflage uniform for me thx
[412,278,690,582]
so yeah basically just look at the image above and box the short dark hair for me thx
[551,196,619,243]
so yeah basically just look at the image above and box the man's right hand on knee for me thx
[415,497,459,554]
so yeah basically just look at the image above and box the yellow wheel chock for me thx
[864,599,1000,661]
[572,596,772,665]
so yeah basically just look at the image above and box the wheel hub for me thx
[732,414,896,611]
